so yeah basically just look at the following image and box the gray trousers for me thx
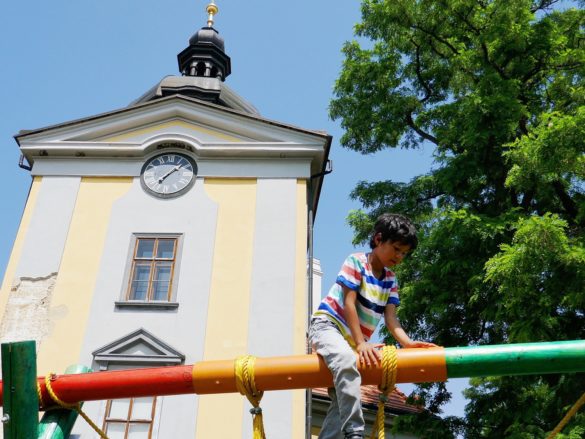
[309,317,364,439]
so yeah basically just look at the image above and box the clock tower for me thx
[0,2,330,438]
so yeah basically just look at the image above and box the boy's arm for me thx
[343,287,383,366]
[384,304,436,348]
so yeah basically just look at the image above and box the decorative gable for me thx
[15,95,329,163]
[96,118,249,144]
[92,328,185,370]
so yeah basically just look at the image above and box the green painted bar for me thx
[446,340,585,378]
[37,365,92,439]
[1,341,39,439]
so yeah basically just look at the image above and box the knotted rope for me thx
[546,391,585,439]
[369,346,398,439]
[39,373,109,439]
[235,355,266,439]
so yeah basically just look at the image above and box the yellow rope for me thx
[546,391,585,439]
[369,346,398,439]
[235,355,267,439]
[37,379,46,409]
[42,373,110,439]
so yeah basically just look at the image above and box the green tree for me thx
[330,1,585,437]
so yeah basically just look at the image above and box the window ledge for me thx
[115,301,179,311]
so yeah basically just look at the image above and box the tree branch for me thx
[449,2,482,35]
[530,0,560,13]
[521,59,546,84]
[427,38,452,60]
[518,114,529,136]
[481,42,509,79]
[552,180,578,219]
[520,188,535,210]
[416,192,446,204]
[405,112,440,145]
[426,38,480,83]
[411,25,460,55]
[411,38,434,103]
[553,61,584,71]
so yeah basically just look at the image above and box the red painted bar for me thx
[34,365,195,408]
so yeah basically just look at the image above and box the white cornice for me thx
[16,96,328,145]
[19,140,325,159]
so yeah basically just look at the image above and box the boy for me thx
[309,213,435,439]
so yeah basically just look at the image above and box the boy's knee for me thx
[333,349,358,371]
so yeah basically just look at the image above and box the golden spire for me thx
[206,1,219,27]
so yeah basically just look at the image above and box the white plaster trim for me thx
[30,157,313,178]
[92,327,185,370]
[20,139,324,159]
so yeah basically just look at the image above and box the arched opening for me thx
[195,62,206,77]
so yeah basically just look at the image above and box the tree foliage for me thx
[331,0,585,437]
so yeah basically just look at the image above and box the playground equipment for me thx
[1,339,584,438]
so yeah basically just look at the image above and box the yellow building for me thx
[0,4,331,438]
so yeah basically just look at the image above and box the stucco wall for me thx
[0,173,308,438]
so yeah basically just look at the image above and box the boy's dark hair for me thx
[369,213,418,250]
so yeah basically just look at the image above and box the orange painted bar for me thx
[192,348,446,393]
[0,349,447,408]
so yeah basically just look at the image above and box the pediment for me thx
[92,328,185,370]
[95,118,250,144]
[16,95,330,163]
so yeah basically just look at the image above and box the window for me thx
[126,237,177,302]
[93,330,185,439]
[103,397,157,439]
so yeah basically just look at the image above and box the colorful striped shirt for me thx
[313,252,400,343]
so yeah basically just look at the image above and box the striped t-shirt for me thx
[314,252,400,343]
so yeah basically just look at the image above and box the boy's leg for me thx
[309,318,364,438]
[318,387,343,439]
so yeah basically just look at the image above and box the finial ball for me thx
[206,3,219,15]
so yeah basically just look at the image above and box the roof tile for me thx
[312,385,422,414]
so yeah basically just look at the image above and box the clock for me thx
[140,153,197,198]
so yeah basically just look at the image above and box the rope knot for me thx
[40,372,109,439]
[235,355,267,439]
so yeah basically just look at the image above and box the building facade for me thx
[0,5,331,438]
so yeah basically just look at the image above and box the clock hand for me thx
[158,165,182,183]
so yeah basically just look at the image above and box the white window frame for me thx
[102,396,158,439]
[116,233,183,310]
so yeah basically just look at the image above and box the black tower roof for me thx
[131,1,255,112]
[177,26,231,81]
[177,1,231,81]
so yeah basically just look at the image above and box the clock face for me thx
[140,153,197,198]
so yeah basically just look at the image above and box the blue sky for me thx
[0,0,466,417]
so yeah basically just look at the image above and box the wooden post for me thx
[1,341,38,439]
[37,365,92,439]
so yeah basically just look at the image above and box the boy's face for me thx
[372,235,412,268]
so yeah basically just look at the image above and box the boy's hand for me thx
[401,340,437,348]
[356,342,384,366]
